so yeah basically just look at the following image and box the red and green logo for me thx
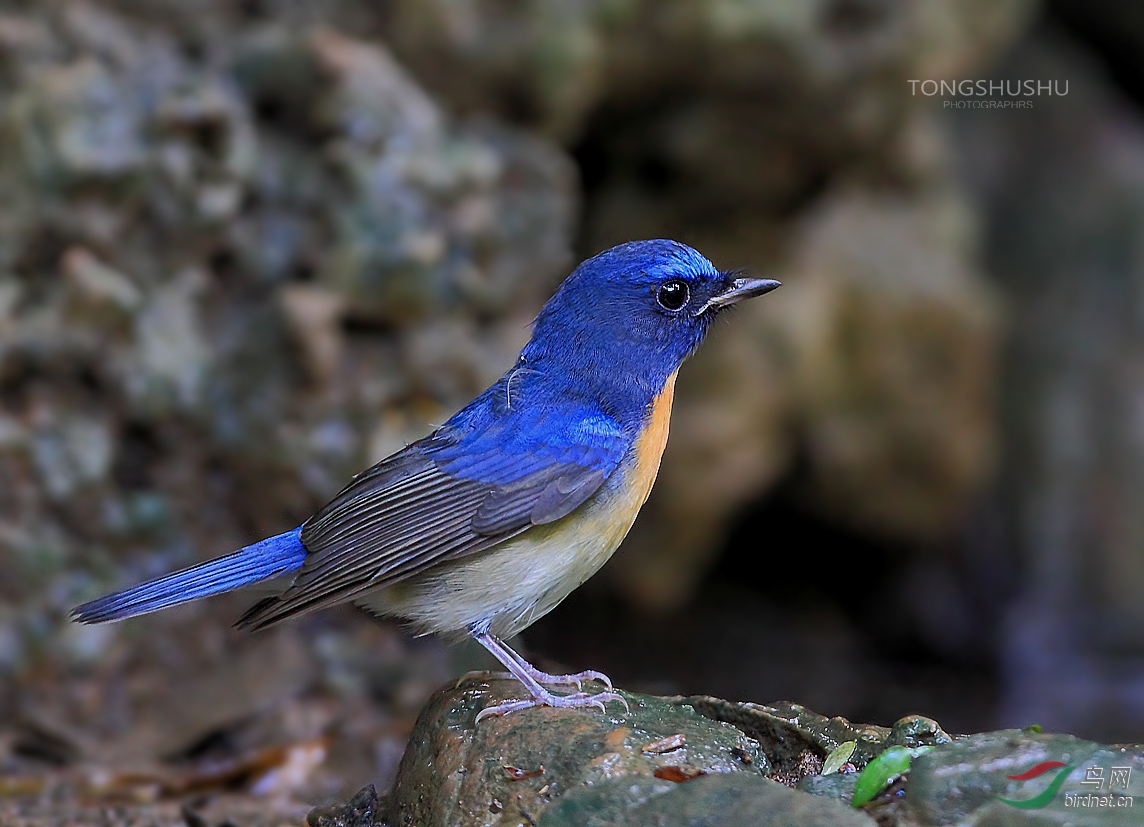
[994,761,1075,809]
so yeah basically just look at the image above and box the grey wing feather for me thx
[235,441,612,630]
[473,467,607,532]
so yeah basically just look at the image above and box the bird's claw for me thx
[571,669,613,690]
[599,691,629,714]
[475,699,534,722]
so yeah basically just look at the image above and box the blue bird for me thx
[72,240,779,719]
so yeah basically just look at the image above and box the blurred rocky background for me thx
[2,0,1144,821]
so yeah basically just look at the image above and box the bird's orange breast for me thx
[625,369,678,507]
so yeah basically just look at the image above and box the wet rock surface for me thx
[390,678,763,827]
[388,678,871,827]
[368,679,1144,826]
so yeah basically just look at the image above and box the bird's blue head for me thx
[520,240,780,417]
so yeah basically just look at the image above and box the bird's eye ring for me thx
[657,280,689,311]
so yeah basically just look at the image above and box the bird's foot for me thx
[475,686,628,722]
[469,627,626,721]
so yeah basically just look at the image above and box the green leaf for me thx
[851,746,932,807]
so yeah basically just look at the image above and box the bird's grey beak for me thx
[698,277,781,314]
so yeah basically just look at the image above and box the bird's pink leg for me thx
[470,629,628,722]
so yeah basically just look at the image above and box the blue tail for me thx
[71,527,307,624]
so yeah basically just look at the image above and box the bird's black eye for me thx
[657,280,689,311]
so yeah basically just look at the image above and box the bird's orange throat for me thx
[627,369,678,505]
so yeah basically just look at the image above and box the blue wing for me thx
[237,379,629,629]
